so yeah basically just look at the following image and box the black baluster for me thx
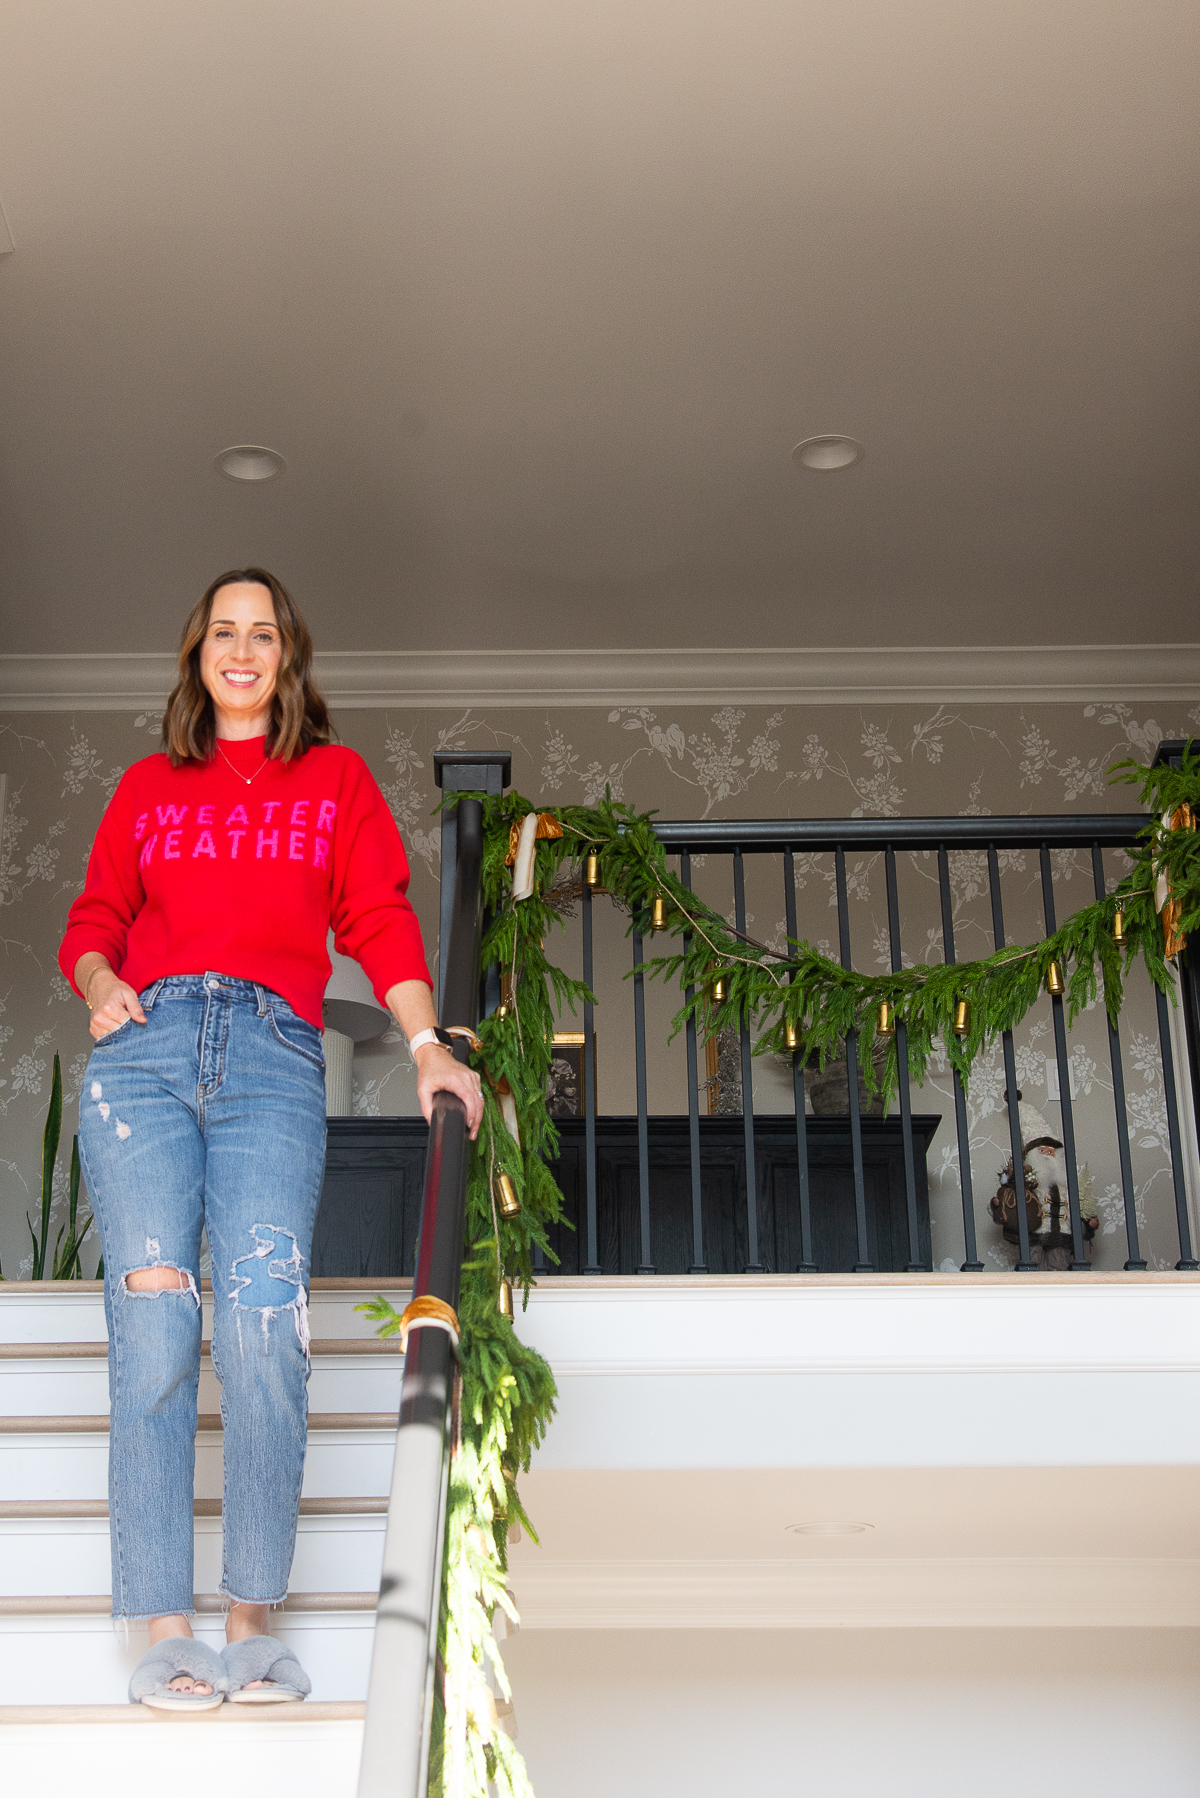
[632,925,655,1274]
[1091,844,1147,1269]
[1038,846,1088,1270]
[681,852,707,1274]
[885,847,925,1271]
[733,848,763,1272]
[581,872,600,1274]
[1155,981,1198,1269]
[784,849,816,1272]
[938,850,983,1270]
[835,846,872,1271]
[987,846,1036,1271]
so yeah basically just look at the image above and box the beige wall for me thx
[0,696,1196,1278]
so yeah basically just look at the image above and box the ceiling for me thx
[0,1,1197,657]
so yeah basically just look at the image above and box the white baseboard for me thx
[1,644,1198,711]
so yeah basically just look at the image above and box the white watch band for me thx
[408,1028,442,1055]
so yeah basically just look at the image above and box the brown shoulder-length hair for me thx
[161,567,334,766]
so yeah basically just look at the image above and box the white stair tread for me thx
[0,1701,365,1721]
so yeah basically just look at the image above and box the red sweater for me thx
[59,738,432,1028]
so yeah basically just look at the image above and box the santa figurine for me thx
[989,1090,1098,1269]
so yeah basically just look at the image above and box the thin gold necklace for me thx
[216,743,271,788]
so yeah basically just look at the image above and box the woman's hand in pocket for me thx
[85,968,147,1041]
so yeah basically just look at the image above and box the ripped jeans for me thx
[78,973,327,1621]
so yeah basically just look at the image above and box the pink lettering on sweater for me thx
[197,805,214,826]
[317,800,337,832]
[313,836,329,870]
[225,804,249,828]
[262,802,282,824]
[164,830,183,860]
[139,834,158,869]
[227,830,246,859]
[192,830,217,859]
[289,830,306,862]
[290,800,309,827]
[157,805,189,828]
[257,829,279,859]
[134,813,149,842]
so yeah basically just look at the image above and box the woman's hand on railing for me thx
[413,1042,484,1139]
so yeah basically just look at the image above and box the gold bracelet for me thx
[82,967,103,1011]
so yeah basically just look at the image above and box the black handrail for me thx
[357,795,484,1798]
[652,815,1149,852]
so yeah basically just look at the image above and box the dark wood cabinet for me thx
[311,1118,428,1279]
[543,1114,939,1275]
[311,1112,940,1279]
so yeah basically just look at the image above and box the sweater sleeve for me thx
[328,755,433,1003]
[58,771,146,995]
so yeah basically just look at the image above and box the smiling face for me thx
[198,581,283,738]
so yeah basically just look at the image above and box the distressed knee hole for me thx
[124,1265,199,1302]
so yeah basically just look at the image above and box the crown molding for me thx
[510,1555,1200,1630]
[0,643,1197,712]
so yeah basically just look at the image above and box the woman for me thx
[59,568,482,1709]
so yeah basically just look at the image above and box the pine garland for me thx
[363,742,1199,1798]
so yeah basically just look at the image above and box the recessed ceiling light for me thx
[791,435,863,472]
[786,1521,874,1536]
[215,445,286,483]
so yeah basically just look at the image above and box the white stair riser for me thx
[0,1292,407,1345]
[0,1613,374,1706]
[0,1360,403,1415]
[1,1430,396,1502]
[4,1723,364,1798]
[0,1516,385,1596]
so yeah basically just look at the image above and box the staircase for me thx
[0,1276,405,1793]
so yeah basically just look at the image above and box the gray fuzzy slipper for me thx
[129,1636,227,1711]
[222,1634,311,1704]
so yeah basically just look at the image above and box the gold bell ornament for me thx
[876,1001,895,1039]
[498,1278,514,1321]
[1112,908,1127,947]
[952,998,972,1039]
[709,970,728,1004]
[650,895,668,932]
[1045,960,1065,997]
[784,1020,800,1052]
[584,852,606,892]
[497,1171,521,1219]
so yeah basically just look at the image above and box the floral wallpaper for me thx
[1,696,1197,1279]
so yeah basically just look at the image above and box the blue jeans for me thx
[78,973,327,1621]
